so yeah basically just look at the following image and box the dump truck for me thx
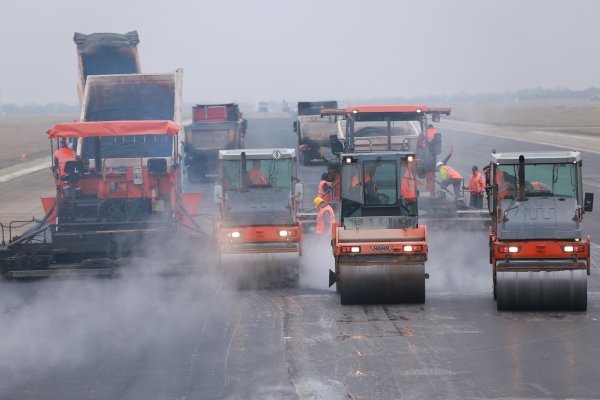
[73,31,141,104]
[488,151,594,310]
[326,151,428,304]
[183,103,246,182]
[293,101,338,165]
[213,149,304,287]
[0,71,202,278]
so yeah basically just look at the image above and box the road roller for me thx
[326,151,428,304]
[214,149,304,288]
[488,151,594,310]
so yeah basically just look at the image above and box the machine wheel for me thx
[338,262,425,305]
[496,270,587,311]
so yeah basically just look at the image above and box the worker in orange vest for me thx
[436,161,463,200]
[314,196,335,235]
[401,162,417,213]
[495,170,516,200]
[248,160,268,185]
[54,138,77,177]
[317,173,332,203]
[464,165,486,209]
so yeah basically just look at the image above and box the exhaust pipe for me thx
[241,151,247,191]
[518,155,525,201]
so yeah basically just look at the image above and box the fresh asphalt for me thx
[0,115,599,399]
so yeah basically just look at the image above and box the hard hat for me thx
[313,196,324,207]
[321,172,328,180]
[436,161,444,169]
[472,165,478,171]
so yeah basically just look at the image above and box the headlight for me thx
[563,245,574,252]
[403,245,414,252]
[230,231,241,238]
[351,246,360,253]
[508,246,519,253]
[278,230,288,237]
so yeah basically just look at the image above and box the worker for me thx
[314,196,335,236]
[54,138,77,177]
[401,162,417,213]
[426,124,436,142]
[248,159,268,185]
[495,170,516,200]
[464,165,486,209]
[527,181,550,191]
[317,172,332,203]
[436,161,463,200]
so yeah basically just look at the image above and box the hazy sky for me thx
[1,0,599,105]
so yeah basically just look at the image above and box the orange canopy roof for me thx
[47,120,181,139]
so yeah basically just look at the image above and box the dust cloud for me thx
[0,237,235,391]
[426,229,492,295]
[300,234,335,291]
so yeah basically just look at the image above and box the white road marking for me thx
[441,120,600,155]
[0,158,51,184]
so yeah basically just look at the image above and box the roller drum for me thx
[220,252,300,289]
[338,262,425,305]
[496,269,587,311]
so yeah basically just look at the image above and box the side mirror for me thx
[432,114,441,123]
[214,184,223,204]
[584,192,594,212]
[293,121,298,133]
[294,182,304,201]
[328,115,338,124]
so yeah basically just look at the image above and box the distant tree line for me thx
[343,87,600,106]
[3,88,600,116]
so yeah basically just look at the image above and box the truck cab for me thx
[293,101,338,165]
[489,151,594,310]
[183,103,247,181]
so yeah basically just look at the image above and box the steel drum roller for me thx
[496,269,587,311]
[220,252,300,289]
[338,261,425,305]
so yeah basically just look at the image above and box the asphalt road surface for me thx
[0,115,599,399]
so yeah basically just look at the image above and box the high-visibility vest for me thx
[496,171,513,200]
[249,168,268,185]
[316,204,335,235]
[468,172,486,194]
[54,147,77,176]
[440,165,462,181]
[317,180,331,203]
[401,168,417,201]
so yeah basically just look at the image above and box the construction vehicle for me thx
[293,101,338,165]
[73,31,141,104]
[488,151,594,310]
[0,71,203,278]
[320,106,435,304]
[213,149,304,286]
[322,105,488,228]
[183,103,247,182]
